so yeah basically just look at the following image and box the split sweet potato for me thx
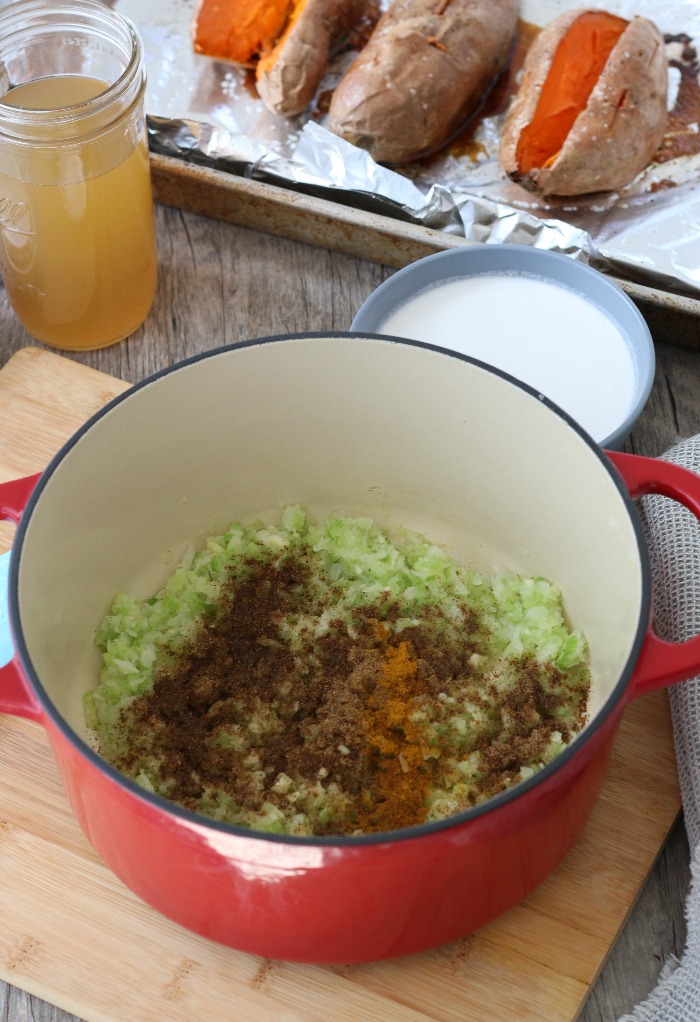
[499,9,668,196]
[328,0,520,164]
[192,0,292,66]
[193,0,369,117]
[256,0,369,116]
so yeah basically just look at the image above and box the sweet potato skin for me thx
[328,0,519,164]
[256,0,369,116]
[499,10,668,196]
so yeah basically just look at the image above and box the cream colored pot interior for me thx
[16,336,644,740]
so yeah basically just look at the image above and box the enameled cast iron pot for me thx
[2,333,700,964]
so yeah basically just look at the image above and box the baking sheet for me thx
[107,0,700,299]
[0,0,695,297]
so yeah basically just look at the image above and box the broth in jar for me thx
[0,2,157,352]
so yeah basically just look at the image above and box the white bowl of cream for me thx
[350,245,655,450]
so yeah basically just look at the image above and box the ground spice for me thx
[358,641,434,832]
[110,551,589,836]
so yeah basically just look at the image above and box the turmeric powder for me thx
[359,640,435,832]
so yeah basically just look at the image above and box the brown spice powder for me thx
[111,552,588,835]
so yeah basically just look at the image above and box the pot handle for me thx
[607,450,700,697]
[0,472,43,721]
[0,471,41,522]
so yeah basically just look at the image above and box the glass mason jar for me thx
[0,0,158,351]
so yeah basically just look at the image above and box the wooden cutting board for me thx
[0,346,682,1022]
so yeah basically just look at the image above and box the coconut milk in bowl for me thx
[351,245,655,450]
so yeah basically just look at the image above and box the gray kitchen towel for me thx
[620,435,700,1022]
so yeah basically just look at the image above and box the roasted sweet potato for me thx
[499,9,668,196]
[193,0,369,117]
[327,0,519,164]
[192,0,292,66]
[256,0,369,115]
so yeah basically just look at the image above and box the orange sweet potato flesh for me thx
[193,0,297,65]
[255,0,365,117]
[515,11,628,173]
[257,0,307,75]
[194,0,359,118]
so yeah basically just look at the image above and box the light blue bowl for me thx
[350,244,655,451]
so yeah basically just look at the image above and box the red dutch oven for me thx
[1,333,700,964]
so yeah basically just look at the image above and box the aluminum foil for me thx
[111,0,700,298]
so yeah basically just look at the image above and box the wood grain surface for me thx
[148,154,700,352]
[0,201,697,1022]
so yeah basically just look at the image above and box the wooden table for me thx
[0,198,697,1022]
